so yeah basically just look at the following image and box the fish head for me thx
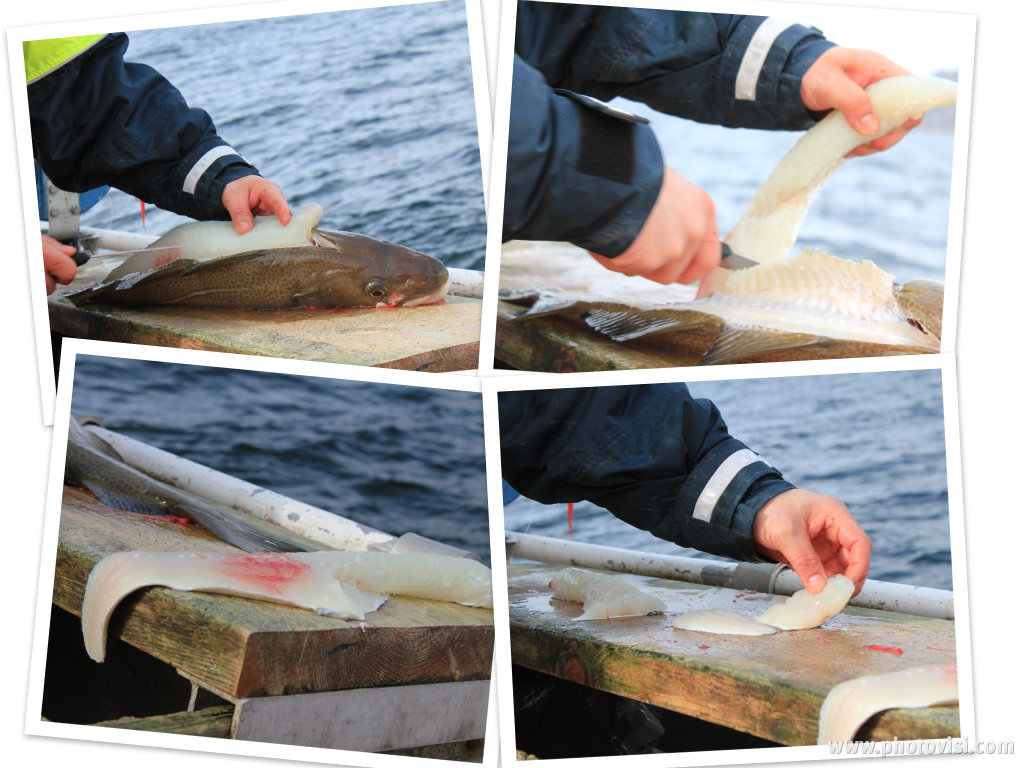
[310,229,450,307]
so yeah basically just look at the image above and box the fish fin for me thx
[584,307,718,342]
[498,287,541,303]
[699,325,826,365]
[171,497,310,553]
[82,479,169,516]
[512,293,591,320]
[63,259,204,305]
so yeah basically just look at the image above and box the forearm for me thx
[498,384,795,561]
[503,55,663,256]
[28,33,258,221]
[517,4,835,131]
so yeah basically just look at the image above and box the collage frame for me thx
[3,0,1015,767]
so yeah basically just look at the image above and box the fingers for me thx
[752,489,873,595]
[801,47,920,156]
[222,175,292,234]
[41,235,78,295]
[777,524,829,594]
[589,166,719,285]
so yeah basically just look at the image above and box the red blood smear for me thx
[140,199,146,229]
[567,503,573,536]
[220,553,311,595]
[926,646,956,652]
[699,644,709,650]
[138,514,191,527]
[864,644,903,655]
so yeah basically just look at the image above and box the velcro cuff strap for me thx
[555,89,647,186]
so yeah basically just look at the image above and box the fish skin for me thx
[64,243,450,309]
[64,414,322,553]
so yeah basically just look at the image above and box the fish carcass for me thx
[65,414,322,553]
[499,76,955,365]
[81,550,494,662]
[502,244,940,365]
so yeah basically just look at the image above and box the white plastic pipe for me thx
[85,424,397,552]
[506,531,953,620]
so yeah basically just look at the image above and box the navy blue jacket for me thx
[504,2,835,256]
[28,33,259,221]
[499,384,795,561]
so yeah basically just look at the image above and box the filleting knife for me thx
[695,242,759,299]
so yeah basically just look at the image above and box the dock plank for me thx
[508,563,958,746]
[53,486,494,700]
[49,288,481,372]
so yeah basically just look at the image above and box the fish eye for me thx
[364,280,388,299]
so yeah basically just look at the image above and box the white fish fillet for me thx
[817,664,958,744]
[81,550,493,662]
[104,203,323,280]
[757,574,855,630]
[549,567,666,621]
[698,249,939,349]
[673,609,777,636]
[728,76,957,264]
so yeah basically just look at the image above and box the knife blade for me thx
[695,242,759,299]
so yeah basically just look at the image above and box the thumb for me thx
[779,529,828,593]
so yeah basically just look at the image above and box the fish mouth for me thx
[400,275,451,307]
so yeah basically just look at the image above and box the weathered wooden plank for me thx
[53,487,494,699]
[508,563,958,746]
[232,680,490,750]
[49,292,481,372]
[93,705,234,737]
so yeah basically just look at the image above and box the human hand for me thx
[800,47,922,157]
[752,489,872,595]
[222,175,291,234]
[589,166,720,285]
[42,235,77,295]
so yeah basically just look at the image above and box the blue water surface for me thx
[504,369,954,590]
[70,355,490,563]
[79,0,487,270]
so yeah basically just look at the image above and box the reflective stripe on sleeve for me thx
[183,145,244,194]
[693,449,771,522]
[734,18,794,101]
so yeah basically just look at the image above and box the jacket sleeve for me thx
[503,54,664,256]
[503,3,837,253]
[498,384,796,562]
[516,4,836,131]
[28,33,259,221]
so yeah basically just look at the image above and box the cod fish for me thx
[65,414,323,553]
[82,549,494,662]
[65,239,450,309]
